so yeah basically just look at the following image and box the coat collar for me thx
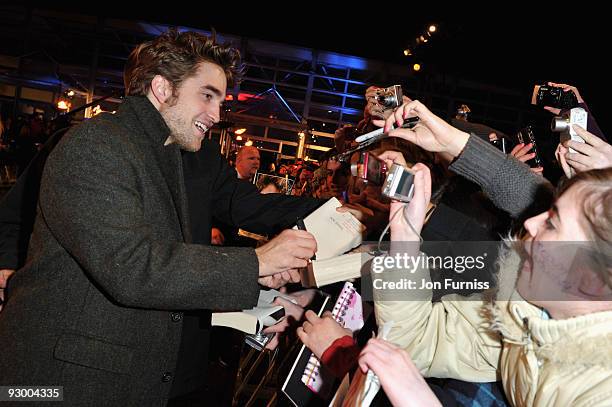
[117,96,192,243]
[527,309,612,345]
[487,240,612,365]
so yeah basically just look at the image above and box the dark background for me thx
[11,2,610,132]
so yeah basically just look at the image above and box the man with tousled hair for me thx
[0,29,323,405]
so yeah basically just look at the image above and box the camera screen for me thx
[395,169,415,199]
[366,154,385,185]
[351,152,387,185]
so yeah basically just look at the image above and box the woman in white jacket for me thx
[357,100,612,407]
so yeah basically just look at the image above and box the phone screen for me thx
[365,153,386,185]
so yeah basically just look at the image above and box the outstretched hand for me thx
[256,229,316,288]
[509,143,543,175]
[543,82,584,115]
[372,100,469,159]
[563,125,612,172]
[297,310,352,359]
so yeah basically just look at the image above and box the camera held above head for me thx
[374,85,404,109]
[517,125,543,168]
[333,116,420,163]
[531,84,579,110]
[551,107,588,151]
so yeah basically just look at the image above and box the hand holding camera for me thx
[532,82,582,115]
[551,107,588,152]
[556,125,612,178]
[365,85,406,120]
[510,143,544,175]
[514,126,544,175]
[377,151,432,242]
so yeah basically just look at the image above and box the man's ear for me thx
[150,75,172,104]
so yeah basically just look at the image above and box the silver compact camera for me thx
[382,164,415,202]
[245,331,274,351]
[551,107,588,151]
[375,85,403,109]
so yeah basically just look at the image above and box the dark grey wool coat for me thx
[0,96,318,406]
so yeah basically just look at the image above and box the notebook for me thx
[295,197,365,261]
[301,252,373,288]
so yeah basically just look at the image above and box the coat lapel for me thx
[156,144,193,243]
[120,97,193,243]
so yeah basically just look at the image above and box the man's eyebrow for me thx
[200,85,222,96]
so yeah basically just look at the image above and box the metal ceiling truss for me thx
[1,5,537,162]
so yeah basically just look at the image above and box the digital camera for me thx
[551,107,588,150]
[381,164,415,202]
[350,151,387,186]
[375,85,403,109]
[244,306,285,351]
[531,84,579,109]
[245,332,274,352]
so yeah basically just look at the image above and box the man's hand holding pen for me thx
[255,229,317,289]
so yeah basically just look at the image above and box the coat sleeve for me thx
[373,258,502,382]
[38,128,260,311]
[0,133,61,270]
[209,153,323,234]
[0,184,23,270]
[448,135,554,220]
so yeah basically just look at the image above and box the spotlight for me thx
[236,135,243,141]
[245,140,253,146]
[428,24,437,33]
[57,99,71,110]
[412,63,421,72]
[66,90,75,97]
[234,128,246,135]
[403,49,412,56]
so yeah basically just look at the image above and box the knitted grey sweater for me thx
[449,135,554,219]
